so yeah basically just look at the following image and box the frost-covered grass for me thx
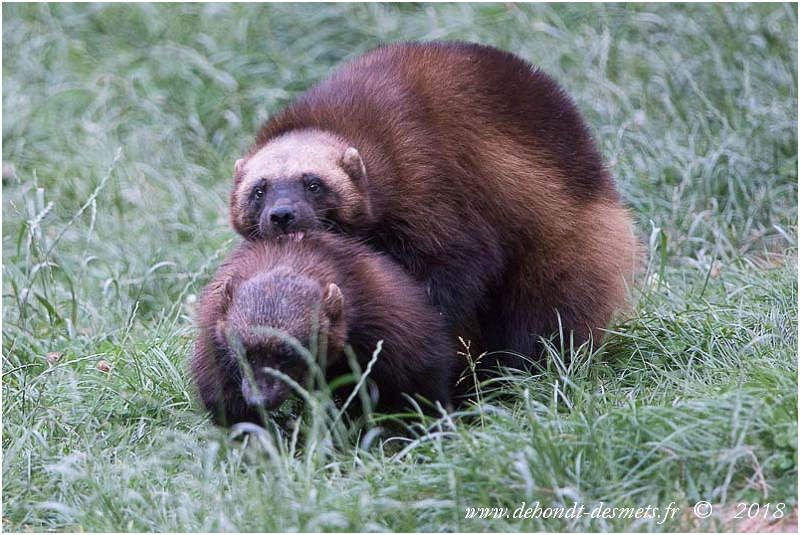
[2,3,796,532]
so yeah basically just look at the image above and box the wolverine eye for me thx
[278,344,300,363]
[303,174,323,193]
[253,187,264,199]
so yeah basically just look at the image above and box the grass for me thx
[2,3,797,532]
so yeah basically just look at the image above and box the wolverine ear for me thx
[213,319,229,349]
[323,283,344,322]
[224,277,236,301]
[216,318,245,360]
[233,158,245,186]
[218,275,239,313]
[339,147,373,221]
[340,147,367,189]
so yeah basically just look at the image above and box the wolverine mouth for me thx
[276,231,305,242]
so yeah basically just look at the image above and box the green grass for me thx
[3,3,797,532]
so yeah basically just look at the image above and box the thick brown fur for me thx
[190,232,458,425]
[230,41,642,369]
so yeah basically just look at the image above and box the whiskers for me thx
[245,222,262,240]
[321,218,345,234]
[318,206,347,234]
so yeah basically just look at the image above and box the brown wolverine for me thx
[190,232,458,424]
[230,41,640,368]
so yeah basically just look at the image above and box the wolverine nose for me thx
[241,376,289,409]
[269,206,295,229]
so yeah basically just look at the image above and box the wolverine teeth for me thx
[279,232,305,242]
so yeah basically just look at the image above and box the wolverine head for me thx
[215,268,346,411]
[230,129,371,240]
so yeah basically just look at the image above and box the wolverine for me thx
[229,41,640,369]
[190,232,458,424]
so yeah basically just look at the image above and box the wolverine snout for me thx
[258,205,294,236]
[241,374,290,409]
[269,206,296,230]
